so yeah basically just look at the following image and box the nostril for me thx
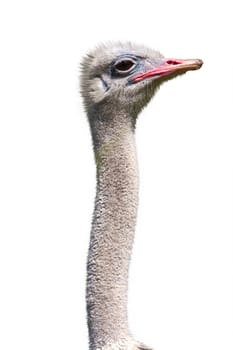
[166,59,181,65]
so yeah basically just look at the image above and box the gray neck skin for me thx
[87,107,139,349]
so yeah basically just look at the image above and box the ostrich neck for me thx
[87,111,139,348]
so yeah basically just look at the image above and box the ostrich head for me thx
[80,42,203,118]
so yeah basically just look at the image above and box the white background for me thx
[0,1,232,350]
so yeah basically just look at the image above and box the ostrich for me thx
[80,42,203,350]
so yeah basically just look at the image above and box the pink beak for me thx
[131,58,203,83]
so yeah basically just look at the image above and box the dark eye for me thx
[114,59,135,73]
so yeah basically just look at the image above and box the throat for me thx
[87,114,139,346]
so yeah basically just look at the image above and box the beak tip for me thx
[195,58,204,69]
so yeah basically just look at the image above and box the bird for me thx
[80,42,203,350]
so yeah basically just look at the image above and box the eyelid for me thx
[112,54,137,64]
[114,58,136,65]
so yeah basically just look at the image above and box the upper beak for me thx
[131,58,203,83]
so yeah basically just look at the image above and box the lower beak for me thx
[131,58,203,83]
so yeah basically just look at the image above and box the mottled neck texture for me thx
[87,111,139,349]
